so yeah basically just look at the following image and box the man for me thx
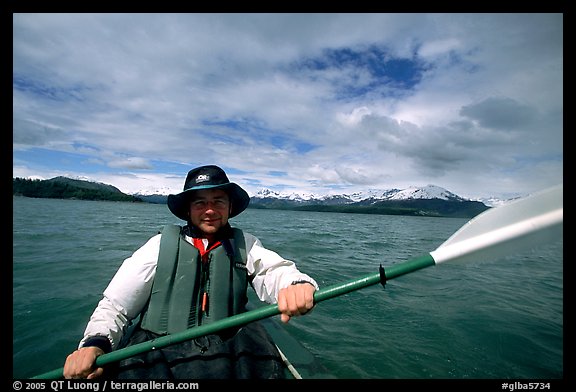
[63,165,318,379]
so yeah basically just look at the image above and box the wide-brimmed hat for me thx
[167,165,250,221]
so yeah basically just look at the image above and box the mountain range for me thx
[14,176,491,219]
[134,183,490,218]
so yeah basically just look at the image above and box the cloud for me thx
[460,97,536,130]
[12,118,67,147]
[12,13,563,200]
[107,157,154,170]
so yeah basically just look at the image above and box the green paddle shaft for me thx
[32,254,435,379]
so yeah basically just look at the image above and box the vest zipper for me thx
[202,254,211,317]
[193,239,220,325]
[198,252,212,324]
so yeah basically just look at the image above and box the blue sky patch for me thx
[14,148,104,173]
[13,75,89,102]
[203,119,317,154]
[292,45,429,99]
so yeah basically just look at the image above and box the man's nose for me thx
[204,201,220,211]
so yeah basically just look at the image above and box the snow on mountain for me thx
[472,195,523,208]
[133,186,174,196]
[253,184,468,204]
[254,188,321,202]
[386,185,466,202]
[339,188,401,202]
[132,184,505,207]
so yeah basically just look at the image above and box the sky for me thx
[12,13,563,201]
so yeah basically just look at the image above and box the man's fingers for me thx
[86,368,104,379]
[278,283,316,323]
[63,347,104,379]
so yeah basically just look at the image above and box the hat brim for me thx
[167,183,250,221]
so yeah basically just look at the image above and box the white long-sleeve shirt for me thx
[79,230,319,350]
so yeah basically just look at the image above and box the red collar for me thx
[192,238,222,263]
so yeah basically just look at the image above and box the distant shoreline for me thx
[13,193,489,219]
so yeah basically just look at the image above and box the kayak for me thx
[115,308,335,379]
[245,291,336,379]
[255,314,336,379]
[109,311,335,379]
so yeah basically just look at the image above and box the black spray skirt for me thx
[104,321,288,379]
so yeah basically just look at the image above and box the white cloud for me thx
[13,13,563,200]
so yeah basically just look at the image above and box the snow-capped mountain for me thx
[131,186,175,203]
[133,186,174,196]
[131,183,499,211]
[250,184,490,218]
[254,188,321,202]
[385,185,466,201]
[253,184,467,204]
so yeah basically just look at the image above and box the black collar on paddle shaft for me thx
[379,264,387,287]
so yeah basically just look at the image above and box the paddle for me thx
[32,184,563,379]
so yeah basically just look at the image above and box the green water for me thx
[13,197,563,380]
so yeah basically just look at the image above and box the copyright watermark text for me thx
[12,381,199,392]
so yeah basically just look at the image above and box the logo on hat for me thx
[196,174,210,183]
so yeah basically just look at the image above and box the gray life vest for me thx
[140,224,248,335]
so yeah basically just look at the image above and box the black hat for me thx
[167,165,250,221]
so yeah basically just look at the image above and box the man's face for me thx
[188,188,231,237]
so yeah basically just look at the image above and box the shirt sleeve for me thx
[244,232,319,304]
[79,233,161,350]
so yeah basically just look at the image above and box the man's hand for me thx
[277,282,316,323]
[63,346,105,379]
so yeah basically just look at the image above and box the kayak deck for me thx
[256,316,336,379]
[243,289,336,380]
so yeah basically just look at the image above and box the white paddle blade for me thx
[430,184,563,265]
